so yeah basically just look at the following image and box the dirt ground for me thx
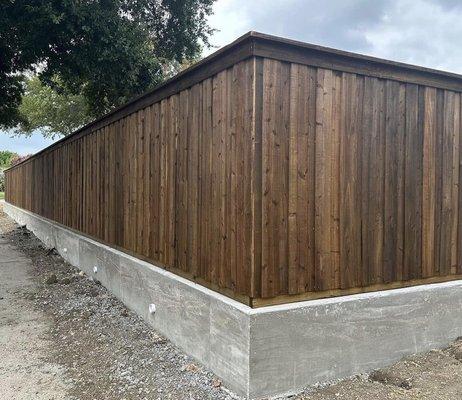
[1,202,462,400]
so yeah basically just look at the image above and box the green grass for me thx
[0,192,4,200]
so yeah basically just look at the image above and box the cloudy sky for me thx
[207,0,462,72]
[2,0,462,155]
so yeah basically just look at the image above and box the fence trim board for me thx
[251,273,462,308]
[251,32,462,92]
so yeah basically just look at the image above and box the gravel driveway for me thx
[1,202,462,400]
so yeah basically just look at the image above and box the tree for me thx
[0,0,215,132]
[0,150,18,192]
[0,150,18,170]
[17,76,91,138]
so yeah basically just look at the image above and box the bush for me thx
[0,169,4,192]
[11,154,32,166]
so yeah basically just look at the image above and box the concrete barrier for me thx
[5,201,462,399]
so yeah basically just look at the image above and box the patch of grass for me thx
[0,192,4,200]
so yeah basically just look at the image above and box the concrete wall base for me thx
[5,202,462,399]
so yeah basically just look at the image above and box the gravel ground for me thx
[0,204,235,400]
[2,202,462,400]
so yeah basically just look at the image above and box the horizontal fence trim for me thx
[251,33,462,93]
[251,274,462,308]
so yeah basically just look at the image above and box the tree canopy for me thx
[0,0,215,134]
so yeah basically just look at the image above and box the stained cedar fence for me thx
[5,32,462,307]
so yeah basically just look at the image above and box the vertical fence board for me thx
[340,73,363,288]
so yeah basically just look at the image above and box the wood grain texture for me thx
[422,87,437,278]
[340,73,363,288]
[6,53,462,305]
[6,60,257,302]
[314,68,338,291]
[288,63,316,294]
[261,58,290,297]
[257,59,462,299]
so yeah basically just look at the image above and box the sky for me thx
[0,131,55,156]
[206,0,462,72]
[2,0,462,155]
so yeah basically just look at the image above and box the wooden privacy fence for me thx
[5,32,462,307]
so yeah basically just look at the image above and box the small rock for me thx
[212,378,221,388]
[46,247,57,255]
[60,277,72,285]
[121,310,129,318]
[45,274,58,285]
[81,310,94,320]
[184,363,199,373]
[369,370,412,390]
[453,349,462,361]
[78,271,85,277]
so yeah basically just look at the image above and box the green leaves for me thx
[16,76,91,138]
[0,151,18,170]
[1,0,216,137]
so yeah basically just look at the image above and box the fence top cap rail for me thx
[6,30,462,172]
[251,31,462,81]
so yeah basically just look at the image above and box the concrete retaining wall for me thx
[5,201,462,399]
[3,202,250,396]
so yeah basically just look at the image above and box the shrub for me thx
[0,169,4,192]
[11,154,32,166]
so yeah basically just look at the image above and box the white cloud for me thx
[207,0,462,73]
[206,0,251,52]
[363,0,462,73]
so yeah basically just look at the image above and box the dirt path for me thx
[0,211,71,399]
[2,201,462,400]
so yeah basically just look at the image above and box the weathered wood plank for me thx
[315,68,337,291]
[340,73,363,288]
[384,81,406,282]
[440,90,456,275]
[404,84,423,280]
[422,87,437,278]
[361,77,385,285]
[261,59,290,297]
[251,57,263,298]
[188,84,201,278]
